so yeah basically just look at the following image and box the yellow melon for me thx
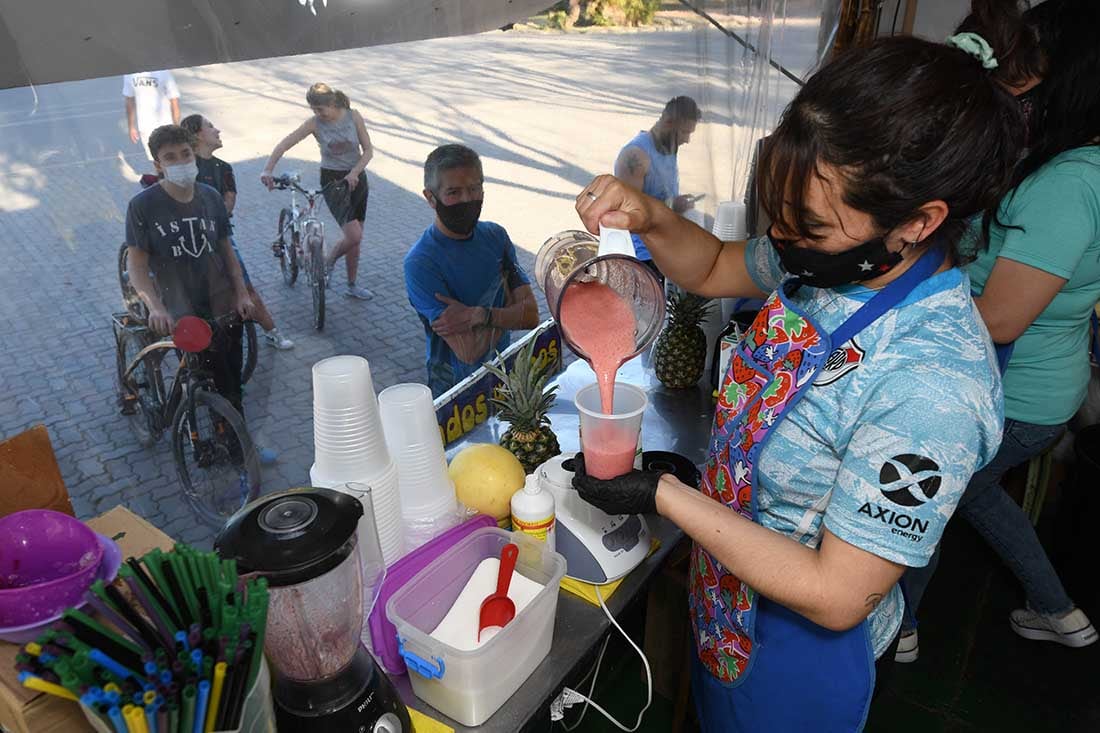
[449,443,526,525]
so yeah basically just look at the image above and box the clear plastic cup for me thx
[379,384,458,514]
[312,355,378,411]
[574,382,647,480]
[713,201,748,241]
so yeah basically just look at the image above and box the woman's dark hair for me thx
[956,0,1043,88]
[758,36,1024,260]
[1010,0,1100,188]
[179,114,204,136]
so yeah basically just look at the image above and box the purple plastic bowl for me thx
[0,510,104,626]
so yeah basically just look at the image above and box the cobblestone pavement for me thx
[0,27,732,545]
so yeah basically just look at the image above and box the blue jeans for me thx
[902,419,1073,628]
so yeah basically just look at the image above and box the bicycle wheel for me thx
[240,321,258,386]
[117,244,149,322]
[114,327,163,447]
[309,236,326,331]
[171,389,261,524]
[276,208,299,286]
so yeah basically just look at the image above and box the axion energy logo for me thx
[857,454,943,543]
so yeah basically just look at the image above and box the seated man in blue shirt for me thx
[404,144,539,396]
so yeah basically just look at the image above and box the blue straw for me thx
[89,649,139,680]
[176,630,190,653]
[105,690,121,706]
[190,649,203,674]
[107,706,126,733]
[160,669,173,685]
[144,661,158,677]
[146,700,159,733]
[193,680,210,733]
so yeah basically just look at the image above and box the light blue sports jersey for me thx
[744,238,1004,656]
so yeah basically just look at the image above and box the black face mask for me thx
[768,229,903,289]
[433,195,483,237]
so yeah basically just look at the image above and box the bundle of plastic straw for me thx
[14,544,269,733]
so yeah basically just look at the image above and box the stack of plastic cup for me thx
[379,383,461,551]
[309,356,405,565]
[713,201,748,242]
[575,383,648,480]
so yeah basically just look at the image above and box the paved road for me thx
[0,22,815,544]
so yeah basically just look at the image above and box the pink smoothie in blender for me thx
[559,280,637,414]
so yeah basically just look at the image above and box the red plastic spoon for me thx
[477,543,520,642]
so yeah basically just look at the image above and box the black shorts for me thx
[320,168,368,225]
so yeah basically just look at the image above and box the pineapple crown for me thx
[666,291,714,327]
[483,337,558,430]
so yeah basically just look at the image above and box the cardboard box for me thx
[0,506,176,733]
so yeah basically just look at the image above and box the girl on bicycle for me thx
[181,114,295,350]
[260,83,375,300]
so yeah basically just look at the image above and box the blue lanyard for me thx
[828,247,946,348]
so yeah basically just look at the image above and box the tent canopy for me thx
[0,0,553,89]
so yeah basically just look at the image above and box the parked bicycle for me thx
[117,243,258,385]
[113,311,261,523]
[270,173,348,331]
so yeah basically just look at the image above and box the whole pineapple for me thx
[484,338,561,474]
[655,292,713,389]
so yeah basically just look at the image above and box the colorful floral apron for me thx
[689,248,945,730]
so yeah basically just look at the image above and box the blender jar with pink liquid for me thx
[534,230,665,364]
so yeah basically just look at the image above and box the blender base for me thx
[275,646,412,733]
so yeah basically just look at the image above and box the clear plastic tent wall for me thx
[0,1,832,546]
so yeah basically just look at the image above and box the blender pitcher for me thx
[534,230,665,362]
[216,488,411,732]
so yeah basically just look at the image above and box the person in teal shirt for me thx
[900,0,1099,663]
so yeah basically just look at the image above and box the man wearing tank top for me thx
[614,96,702,273]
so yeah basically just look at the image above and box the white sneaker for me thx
[1010,607,1098,648]
[894,629,918,663]
[264,328,295,350]
[345,283,375,300]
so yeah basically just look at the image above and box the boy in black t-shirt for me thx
[181,114,294,350]
[125,124,254,411]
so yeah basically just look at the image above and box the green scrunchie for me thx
[946,32,999,70]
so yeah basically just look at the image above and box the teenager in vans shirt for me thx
[260,83,375,300]
[123,71,180,161]
[180,114,295,351]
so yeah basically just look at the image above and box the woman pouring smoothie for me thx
[572,35,1024,730]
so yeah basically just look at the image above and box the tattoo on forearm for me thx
[626,151,643,176]
[864,593,884,611]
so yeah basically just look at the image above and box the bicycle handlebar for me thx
[272,174,347,197]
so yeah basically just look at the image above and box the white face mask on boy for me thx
[162,160,198,187]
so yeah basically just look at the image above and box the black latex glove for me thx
[570,453,663,516]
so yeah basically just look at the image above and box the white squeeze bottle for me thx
[511,474,556,551]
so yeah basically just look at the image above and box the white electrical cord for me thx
[551,585,653,731]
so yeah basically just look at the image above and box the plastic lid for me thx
[214,487,363,587]
[522,474,542,496]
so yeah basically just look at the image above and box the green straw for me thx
[144,549,183,622]
[181,683,196,733]
[167,705,178,733]
[169,550,200,625]
[62,609,143,656]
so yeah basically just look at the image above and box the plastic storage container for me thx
[367,513,497,675]
[386,528,566,726]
